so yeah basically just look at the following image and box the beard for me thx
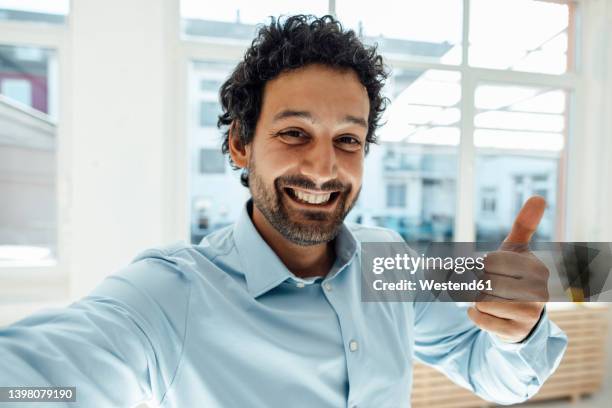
[248,159,360,246]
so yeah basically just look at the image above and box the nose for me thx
[299,138,338,187]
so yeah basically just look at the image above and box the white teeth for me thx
[292,189,331,205]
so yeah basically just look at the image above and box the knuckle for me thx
[474,302,489,314]
[542,288,550,302]
[522,304,543,321]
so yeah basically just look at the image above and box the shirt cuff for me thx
[489,307,568,391]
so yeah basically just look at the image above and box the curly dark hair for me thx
[218,14,390,187]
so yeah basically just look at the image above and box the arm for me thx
[413,301,567,405]
[413,197,567,404]
[0,248,191,407]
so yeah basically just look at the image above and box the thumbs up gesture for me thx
[467,196,550,343]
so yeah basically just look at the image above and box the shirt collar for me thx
[232,200,358,298]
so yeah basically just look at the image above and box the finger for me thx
[484,252,549,281]
[475,297,543,321]
[502,196,546,250]
[467,307,517,338]
[483,274,548,301]
[475,291,508,303]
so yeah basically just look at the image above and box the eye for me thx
[276,129,309,145]
[335,135,363,152]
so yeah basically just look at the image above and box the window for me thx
[0,44,58,267]
[200,149,225,174]
[1,78,32,106]
[469,0,573,74]
[358,69,459,241]
[480,187,497,215]
[181,0,328,42]
[474,84,566,241]
[336,0,463,64]
[199,101,221,127]
[181,0,578,243]
[0,45,56,116]
[188,60,249,244]
[0,0,69,24]
[386,184,407,208]
[200,79,222,92]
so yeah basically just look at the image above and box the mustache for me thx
[274,175,348,193]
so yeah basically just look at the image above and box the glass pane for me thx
[469,0,574,74]
[336,0,463,64]
[189,60,249,244]
[0,45,56,115]
[0,0,69,24]
[350,68,461,242]
[181,0,328,41]
[0,44,57,267]
[474,83,568,242]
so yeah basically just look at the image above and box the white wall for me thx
[566,0,612,242]
[67,0,181,297]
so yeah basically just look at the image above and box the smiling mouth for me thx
[283,187,341,206]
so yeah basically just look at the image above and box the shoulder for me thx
[116,224,238,290]
[345,222,405,243]
[131,224,235,269]
[89,241,197,302]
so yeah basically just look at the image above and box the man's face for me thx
[244,63,369,246]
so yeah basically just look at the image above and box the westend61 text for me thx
[372,279,493,292]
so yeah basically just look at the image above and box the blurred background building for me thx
[0,1,611,407]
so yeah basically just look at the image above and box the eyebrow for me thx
[272,109,368,129]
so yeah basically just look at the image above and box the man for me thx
[0,15,566,407]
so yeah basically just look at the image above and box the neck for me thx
[251,205,335,279]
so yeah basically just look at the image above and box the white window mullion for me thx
[462,0,470,67]
[328,0,336,16]
[455,71,477,241]
[454,0,476,241]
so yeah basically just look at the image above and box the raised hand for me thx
[467,196,550,343]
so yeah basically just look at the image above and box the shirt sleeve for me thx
[413,301,568,405]
[0,247,192,408]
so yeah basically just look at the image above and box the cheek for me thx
[338,154,364,188]
[252,142,300,178]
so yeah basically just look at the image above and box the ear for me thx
[228,121,249,168]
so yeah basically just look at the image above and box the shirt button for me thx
[349,340,359,352]
[296,282,305,288]
[323,282,332,291]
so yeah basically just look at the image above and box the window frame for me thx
[177,0,583,242]
[386,183,408,209]
[0,18,71,299]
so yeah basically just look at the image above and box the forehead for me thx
[259,64,370,122]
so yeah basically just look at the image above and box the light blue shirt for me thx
[0,201,567,407]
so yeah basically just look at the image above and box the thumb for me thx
[501,195,546,251]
